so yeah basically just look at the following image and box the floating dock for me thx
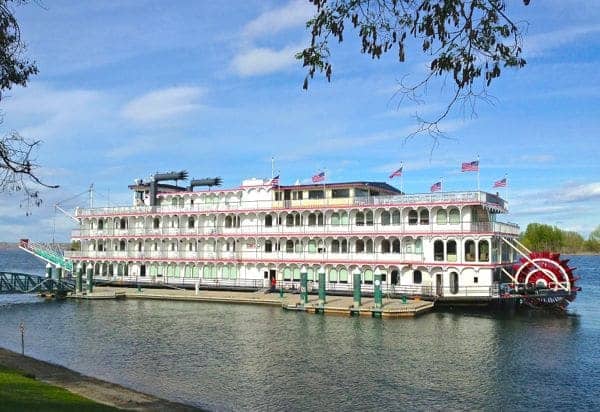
[68,287,433,317]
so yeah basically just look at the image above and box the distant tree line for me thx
[520,223,600,254]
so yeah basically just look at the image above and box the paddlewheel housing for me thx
[512,251,580,309]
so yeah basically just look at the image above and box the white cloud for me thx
[231,45,301,77]
[525,24,600,56]
[554,182,600,203]
[121,86,205,123]
[242,1,313,39]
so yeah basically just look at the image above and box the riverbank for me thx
[0,347,198,411]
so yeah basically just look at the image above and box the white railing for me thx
[75,190,507,217]
[71,220,519,238]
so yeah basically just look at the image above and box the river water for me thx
[0,249,599,411]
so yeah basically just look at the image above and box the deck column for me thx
[86,266,93,293]
[353,268,362,308]
[300,266,308,305]
[56,266,63,293]
[45,263,52,279]
[374,268,383,309]
[76,264,83,293]
[318,267,326,306]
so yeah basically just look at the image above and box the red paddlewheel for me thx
[512,251,579,309]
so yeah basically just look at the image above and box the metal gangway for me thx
[0,271,75,294]
[18,239,73,272]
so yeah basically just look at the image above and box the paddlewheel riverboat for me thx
[60,171,579,308]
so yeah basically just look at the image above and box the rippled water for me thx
[1,249,599,411]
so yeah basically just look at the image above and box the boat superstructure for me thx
[64,171,532,304]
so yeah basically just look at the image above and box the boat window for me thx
[381,211,391,225]
[465,240,476,262]
[478,240,490,262]
[274,191,282,201]
[341,239,348,253]
[119,240,126,251]
[292,191,303,200]
[120,218,127,229]
[356,212,365,226]
[329,268,338,283]
[293,268,301,281]
[391,210,401,225]
[171,197,178,206]
[413,270,422,284]
[408,210,418,225]
[434,240,444,261]
[153,218,160,229]
[437,209,447,224]
[355,188,368,197]
[264,240,273,253]
[381,239,391,254]
[295,240,302,253]
[392,239,401,253]
[404,239,413,253]
[283,268,292,280]
[308,240,317,253]
[225,215,233,228]
[332,188,350,198]
[308,190,325,199]
[317,212,324,226]
[449,208,460,224]
[415,238,423,254]
[340,211,349,225]
[450,272,459,294]
[419,209,429,225]
[222,266,229,279]
[307,267,314,281]
[229,266,238,280]
[265,215,273,227]
[308,213,317,226]
[356,239,365,253]
[188,217,195,228]
[366,210,374,226]
[447,240,457,262]
[98,219,104,230]
[339,268,349,283]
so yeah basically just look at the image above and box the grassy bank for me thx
[0,366,118,411]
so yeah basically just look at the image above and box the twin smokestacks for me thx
[148,170,222,206]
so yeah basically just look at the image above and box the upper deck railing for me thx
[75,191,507,217]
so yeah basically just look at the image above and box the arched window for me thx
[391,210,401,225]
[381,211,391,226]
[188,217,195,228]
[295,214,301,226]
[119,240,126,251]
[265,215,273,227]
[120,218,127,229]
[436,209,447,224]
[153,218,160,229]
[447,240,457,262]
[329,268,338,283]
[364,269,374,284]
[478,240,490,262]
[225,215,233,228]
[449,208,460,224]
[340,211,349,225]
[285,240,294,253]
[450,271,459,294]
[434,240,444,261]
[366,239,374,253]
[286,214,295,226]
[308,240,317,253]
[341,239,348,253]
[308,213,317,226]
[381,239,391,253]
[222,266,230,279]
[339,268,349,283]
[98,219,104,230]
[465,240,476,262]
[392,239,401,253]
[264,240,273,253]
[293,268,301,281]
[356,212,365,226]
[413,270,422,284]
[295,240,302,253]
[356,239,365,253]
[331,240,340,253]
[408,210,418,225]
[415,238,423,254]
[420,209,429,225]
[331,213,340,226]
[283,268,292,280]
[366,210,374,226]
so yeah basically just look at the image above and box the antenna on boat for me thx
[89,183,94,208]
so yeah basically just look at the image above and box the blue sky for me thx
[0,0,599,242]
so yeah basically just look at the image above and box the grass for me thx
[0,366,119,412]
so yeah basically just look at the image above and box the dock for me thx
[68,287,434,318]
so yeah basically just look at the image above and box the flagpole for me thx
[400,162,404,194]
[505,173,509,210]
[440,176,443,192]
[477,154,480,192]
[271,156,274,180]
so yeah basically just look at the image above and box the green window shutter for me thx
[329,269,338,282]
[284,268,291,280]
[339,269,348,283]
[307,267,314,281]
[293,268,301,280]
[364,269,373,283]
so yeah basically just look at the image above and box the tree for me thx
[0,0,57,210]
[297,0,530,138]
[587,225,600,253]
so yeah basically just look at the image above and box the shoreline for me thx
[0,347,200,411]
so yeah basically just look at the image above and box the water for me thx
[1,249,599,411]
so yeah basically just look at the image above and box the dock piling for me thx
[374,269,383,309]
[318,268,326,306]
[300,266,308,305]
[353,268,362,308]
[76,264,83,293]
[86,267,93,294]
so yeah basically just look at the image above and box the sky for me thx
[0,0,599,242]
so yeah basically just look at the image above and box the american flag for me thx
[312,171,325,183]
[430,181,442,192]
[493,177,507,188]
[271,175,280,186]
[461,160,479,172]
[389,166,403,179]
